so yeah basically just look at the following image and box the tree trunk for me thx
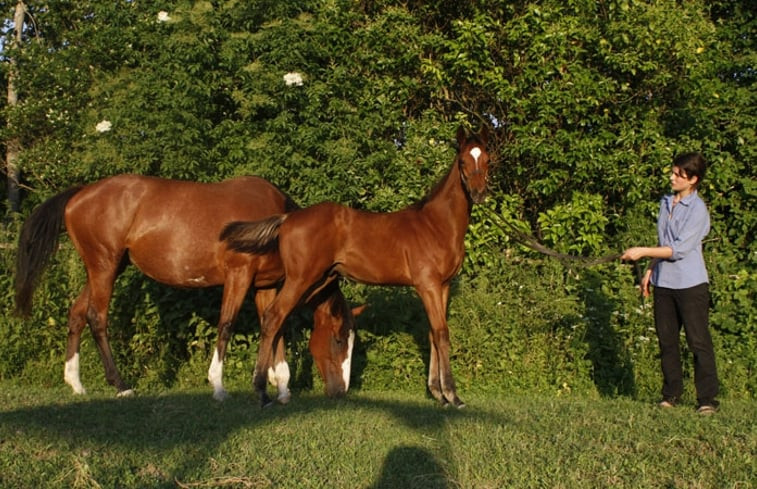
[5,0,25,216]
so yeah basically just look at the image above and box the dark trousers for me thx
[653,283,719,405]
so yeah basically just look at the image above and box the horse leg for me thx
[426,329,443,403]
[254,281,305,407]
[269,329,291,404]
[86,271,132,396]
[416,283,464,408]
[64,285,90,394]
[254,288,291,404]
[208,269,254,401]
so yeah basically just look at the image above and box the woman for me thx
[621,152,719,414]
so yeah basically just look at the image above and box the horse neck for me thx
[420,159,472,236]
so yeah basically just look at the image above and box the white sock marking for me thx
[208,349,227,401]
[64,353,86,395]
[267,361,291,403]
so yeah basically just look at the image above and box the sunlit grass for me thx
[1,384,754,488]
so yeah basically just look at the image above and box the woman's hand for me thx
[620,247,647,262]
[640,268,652,297]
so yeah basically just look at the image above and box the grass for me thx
[0,382,754,489]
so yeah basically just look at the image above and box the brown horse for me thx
[223,126,490,407]
[15,175,361,402]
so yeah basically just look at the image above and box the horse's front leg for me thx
[426,330,443,402]
[208,320,232,401]
[417,282,464,408]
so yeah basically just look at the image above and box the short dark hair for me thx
[673,152,706,189]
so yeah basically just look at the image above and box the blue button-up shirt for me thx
[651,191,710,289]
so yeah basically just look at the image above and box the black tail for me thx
[15,186,83,317]
[220,215,287,255]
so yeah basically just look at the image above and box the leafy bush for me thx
[1,0,753,401]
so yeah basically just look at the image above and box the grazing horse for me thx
[15,175,361,402]
[222,126,490,407]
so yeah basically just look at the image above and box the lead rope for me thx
[482,207,623,268]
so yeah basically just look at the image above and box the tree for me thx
[0,0,753,395]
[3,0,25,216]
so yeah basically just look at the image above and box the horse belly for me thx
[337,249,413,286]
[128,245,223,288]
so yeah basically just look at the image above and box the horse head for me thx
[309,286,366,397]
[456,125,490,204]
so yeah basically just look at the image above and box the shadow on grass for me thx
[371,445,449,489]
[0,390,508,487]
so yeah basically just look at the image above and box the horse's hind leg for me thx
[64,286,90,394]
[257,288,291,404]
[269,332,291,404]
[254,281,306,407]
[86,271,132,396]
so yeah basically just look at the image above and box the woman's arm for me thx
[620,248,671,297]
[620,246,673,262]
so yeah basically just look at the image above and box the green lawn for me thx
[0,383,754,488]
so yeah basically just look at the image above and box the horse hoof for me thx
[116,389,135,398]
[277,391,292,405]
[450,397,466,409]
[260,393,275,408]
[441,396,465,409]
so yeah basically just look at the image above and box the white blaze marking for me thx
[469,147,482,170]
[64,353,86,395]
[341,330,355,391]
[208,349,227,400]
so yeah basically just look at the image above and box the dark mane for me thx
[409,167,456,210]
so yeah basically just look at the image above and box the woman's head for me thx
[672,152,706,189]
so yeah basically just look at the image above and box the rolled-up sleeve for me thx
[668,200,710,261]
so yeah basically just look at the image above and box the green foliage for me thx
[537,192,609,256]
[1,0,754,399]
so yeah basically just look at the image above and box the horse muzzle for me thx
[469,187,488,204]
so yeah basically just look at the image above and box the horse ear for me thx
[456,126,468,146]
[478,125,489,146]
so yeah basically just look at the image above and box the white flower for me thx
[95,120,112,133]
[283,72,304,86]
[157,11,171,23]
